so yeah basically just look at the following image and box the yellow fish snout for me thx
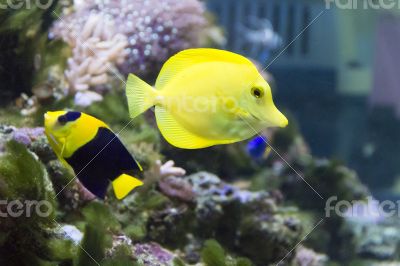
[262,105,288,128]
[274,109,289,128]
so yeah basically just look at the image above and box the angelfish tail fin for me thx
[112,174,144,200]
[126,74,157,119]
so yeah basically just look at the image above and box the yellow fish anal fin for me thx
[112,174,143,200]
[156,48,256,89]
[155,106,218,149]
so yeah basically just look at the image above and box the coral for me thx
[158,160,187,178]
[11,127,44,145]
[134,242,176,266]
[0,125,57,165]
[156,160,194,201]
[96,0,208,77]
[293,246,327,266]
[158,175,195,202]
[50,0,210,106]
[51,11,128,106]
[143,160,186,190]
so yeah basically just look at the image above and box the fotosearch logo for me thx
[325,196,400,220]
[0,0,54,10]
[0,200,53,218]
[326,0,400,9]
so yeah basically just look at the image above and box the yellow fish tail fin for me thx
[112,173,143,200]
[126,74,157,119]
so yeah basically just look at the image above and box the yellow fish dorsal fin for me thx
[155,106,232,149]
[112,174,144,200]
[155,48,255,89]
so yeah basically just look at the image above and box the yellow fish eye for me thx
[251,87,264,99]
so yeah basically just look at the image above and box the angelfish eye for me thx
[251,87,264,98]
[57,111,81,125]
[57,115,68,125]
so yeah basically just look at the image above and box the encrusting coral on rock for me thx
[293,246,328,266]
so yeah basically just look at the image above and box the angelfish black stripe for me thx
[65,127,141,198]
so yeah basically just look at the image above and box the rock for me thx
[184,172,303,264]
[36,224,82,261]
[344,218,400,261]
[158,176,195,202]
[0,141,79,264]
[134,242,176,266]
[293,246,328,266]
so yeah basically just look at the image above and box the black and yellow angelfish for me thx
[44,111,143,200]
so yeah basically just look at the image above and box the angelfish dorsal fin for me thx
[155,48,255,89]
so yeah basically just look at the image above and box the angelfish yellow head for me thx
[44,111,82,150]
[45,111,76,137]
[240,75,288,128]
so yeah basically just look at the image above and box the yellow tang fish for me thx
[44,111,143,200]
[126,48,288,149]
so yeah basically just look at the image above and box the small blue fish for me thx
[247,136,272,160]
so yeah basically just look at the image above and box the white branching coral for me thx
[51,12,128,106]
[156,160,186,178]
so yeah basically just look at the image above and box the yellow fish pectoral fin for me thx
[155,107,219,149]
[112,174,143,200]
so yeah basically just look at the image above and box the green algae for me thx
[76,202,120,266]
[0,141,56,215]
[201,239,252,266]
[0,141,78,265]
